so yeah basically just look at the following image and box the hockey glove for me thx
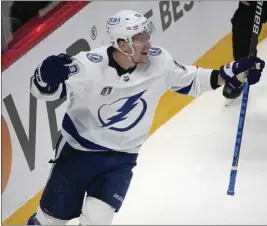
[219,56,265,89]
[35,53,73,87]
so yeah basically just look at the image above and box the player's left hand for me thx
[219,56,265,89]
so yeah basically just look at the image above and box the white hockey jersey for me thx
[31,46,217,153]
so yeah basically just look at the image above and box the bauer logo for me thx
[113,194,124,203]
[108,17,120,25]
[148,47,162,56]
[87,53,103,63]
[252,1,263,35]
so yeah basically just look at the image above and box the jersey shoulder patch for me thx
[86,52,103,63]
[148,47,162,56]
[69,64,79,76]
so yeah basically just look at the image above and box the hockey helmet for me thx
[106,10,155,55]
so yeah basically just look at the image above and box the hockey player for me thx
[27,10,265,225]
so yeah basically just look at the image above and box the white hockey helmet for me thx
[106,10,154,55]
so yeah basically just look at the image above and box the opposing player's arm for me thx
[30,53,88,101]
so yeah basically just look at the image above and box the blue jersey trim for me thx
[62,114,113,151]
[175,81,193,95]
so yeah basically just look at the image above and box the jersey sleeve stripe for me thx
[174,81,193,95]
[62,114,114,151]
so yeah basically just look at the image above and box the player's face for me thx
[131,31,151,63]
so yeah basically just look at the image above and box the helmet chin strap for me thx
[128,55,138,65]
[117,43,138,66]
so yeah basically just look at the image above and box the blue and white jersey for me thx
[31,45,216,153]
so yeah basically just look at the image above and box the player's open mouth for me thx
[141,51,148,55]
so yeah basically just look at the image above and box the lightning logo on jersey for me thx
[98,90,147,132]
[31,45,213,152]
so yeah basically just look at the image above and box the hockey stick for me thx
[227,1,263,196]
